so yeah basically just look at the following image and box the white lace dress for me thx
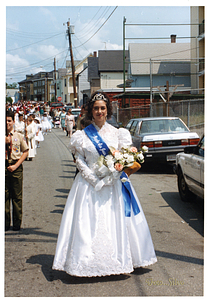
[52,122,157,277]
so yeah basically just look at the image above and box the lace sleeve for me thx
[118,128,132,149]
[75,152,100,187]
[68,131,100,187]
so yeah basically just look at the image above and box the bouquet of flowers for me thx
[97,145,148,177]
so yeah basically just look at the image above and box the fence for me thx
[112,99,204,131]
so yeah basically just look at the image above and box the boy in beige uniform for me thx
[5,110,29,231]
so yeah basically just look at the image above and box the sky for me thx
[4,1,207,85]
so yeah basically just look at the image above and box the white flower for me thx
[122,145,130,152]
[121,177,129,183]
[125,154,134,164]
[114,152,124,160]
[137,152,144,161]
[142,145,149,152]
[105,155,114,163]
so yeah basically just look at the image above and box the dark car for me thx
[125,117,200,164]
[50,102,64,113]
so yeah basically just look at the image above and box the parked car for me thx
[125,117,200,164]
[64,104,74,112]
[50,102,64,113]
[174,135,204,201]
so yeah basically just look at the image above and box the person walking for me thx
[14,113,25,136]
[52,92,157,277]
[34,118,44,148]
[60,108,66,132]
[25,115,36,161]
[5,110,29,231]
[65,109,75,138]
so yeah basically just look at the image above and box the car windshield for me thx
[51,103,63,107]
[140,119,189,134]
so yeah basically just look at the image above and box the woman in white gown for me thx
[52,92,157,277]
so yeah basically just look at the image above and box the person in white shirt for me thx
[15,113,25,136]
[25,115,36,161]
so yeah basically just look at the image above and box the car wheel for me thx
[177,169,196,202]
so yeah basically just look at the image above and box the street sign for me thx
[57,97,62,102]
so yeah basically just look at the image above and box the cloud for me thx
[6,53,29,70]
[39,7,57,23]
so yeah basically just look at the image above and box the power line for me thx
[74,6,118,49]
[6,32,65,52]
[75,6,103,35]
[76,7,111,39]
[6,49,69,77]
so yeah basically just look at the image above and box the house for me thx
[76,64,90,106]
[190,6,205,94]
[61,54,92,106]
[128,39,191,91]
[87,50,129,97]
[18,71,55,102]
[6,89,20,103]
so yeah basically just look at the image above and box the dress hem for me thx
[52,257,157,278]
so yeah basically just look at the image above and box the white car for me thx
[125,117,200,164]
[175,136,204,201]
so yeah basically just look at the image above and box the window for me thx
[125,121,133,131]
[64,79,66,87]
[130,120,138,135]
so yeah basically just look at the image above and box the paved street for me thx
[5,127,204,297]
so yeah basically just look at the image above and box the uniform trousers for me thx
[5,160,23,229]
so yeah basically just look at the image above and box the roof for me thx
[129,43,191,75]
[18,71,54,84]
[98,50,129,72]
[6,89,19,97]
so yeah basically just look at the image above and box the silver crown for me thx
[91,93,108,102]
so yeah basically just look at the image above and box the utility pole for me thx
[67,20,77,108]
[54,57,57,102]
[123,17,126,97]
[150,59,153,117]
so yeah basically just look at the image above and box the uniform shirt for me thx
[6,129,29,161]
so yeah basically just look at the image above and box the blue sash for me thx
[84,124,109,156]
[84,123,140,217]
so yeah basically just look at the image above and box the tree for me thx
[6,82,18,89]
[6,97,13,104]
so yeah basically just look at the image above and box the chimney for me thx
[170,34,176,43]
[93,51,97,57]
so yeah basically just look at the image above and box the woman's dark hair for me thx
[6,110,14,120]
[85,91,112,120]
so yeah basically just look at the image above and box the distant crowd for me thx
[5,101,54,161]
[5,101,88,160]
